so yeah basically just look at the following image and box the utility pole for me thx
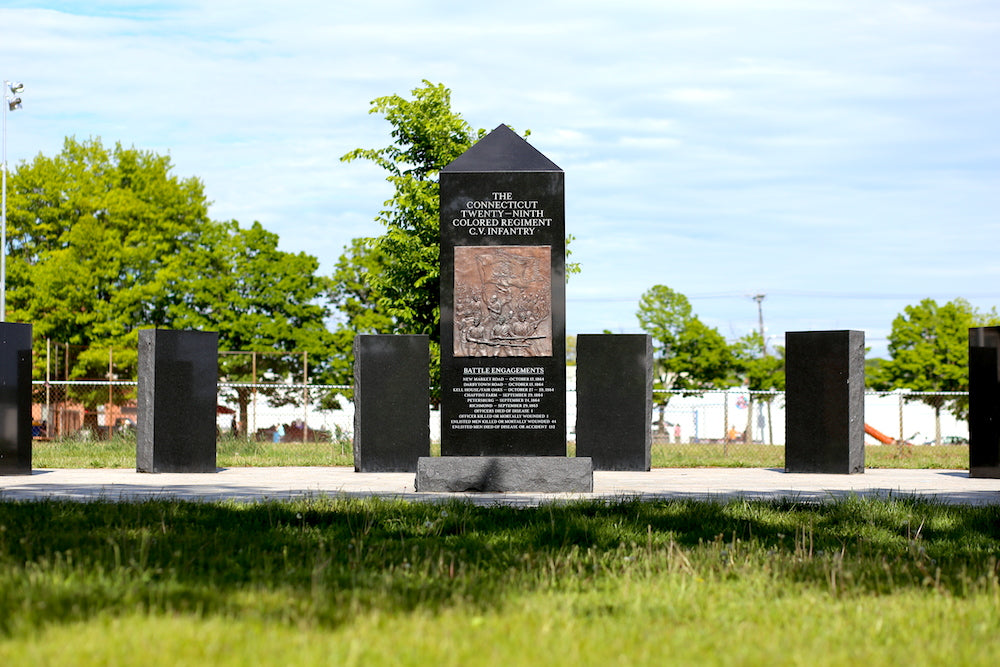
[751,293,774,445]
[752,293,767,356]
[3,80,26,322]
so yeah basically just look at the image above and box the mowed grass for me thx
[31,435,356,469]
[32,435,970,470]
[651,442,969,469]
[0,496,998,665]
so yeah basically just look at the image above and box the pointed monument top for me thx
[442,124,562,173]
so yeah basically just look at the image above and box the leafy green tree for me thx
[6,136,210,349]
[341,81,579,399]
[872,298,1000,444]
[169,220,335,436]
[636,285,735,431]
[865,357,888,388]
[6,137,335,437]
[341,81,474,345]
[6,137,211,424]
[325,238,395,402]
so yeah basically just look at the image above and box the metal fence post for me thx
[302,351,309,444]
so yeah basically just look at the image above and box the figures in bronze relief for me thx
[454,246,552,357]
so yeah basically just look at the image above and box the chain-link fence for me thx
[29,381,355,443]
[637,389,969,447]
[32,381,968,447]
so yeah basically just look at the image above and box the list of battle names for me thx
[450,366,557,431]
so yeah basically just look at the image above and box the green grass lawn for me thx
[31,434,357,469]
[650,441,969,469]
[32,435,970,470]
[0,496,997,665]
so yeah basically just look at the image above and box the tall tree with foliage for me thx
[636,285,735,432]
[5,137,213,421]
[872,298,999,444]
[168,220,335,436]
[325,237,395,398]
[6,136,211,350]
[341,81,476,344]
[6,137,335,436]
[340,81,578,399]
[341,82,479,398]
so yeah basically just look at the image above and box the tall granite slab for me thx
[969,327,1000,478]
[439,124,566,457]
[785,330,865,474]
[0,323,32,475]
[137,329,218,473]
[353,334,429,472]
[576,334,652,470]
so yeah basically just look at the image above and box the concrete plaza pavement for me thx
[1,466,998,505]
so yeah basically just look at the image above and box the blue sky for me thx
[3,1,999,357]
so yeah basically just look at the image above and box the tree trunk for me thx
[766,399,774,446]
[934,405,941,446]
[237,387,252,440]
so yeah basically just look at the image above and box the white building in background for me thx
[228,367,968,447]
[650,389,966,446]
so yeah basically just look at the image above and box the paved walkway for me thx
[1,467,998,505]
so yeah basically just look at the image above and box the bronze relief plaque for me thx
[453,245,552,357]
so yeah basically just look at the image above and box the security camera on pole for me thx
[0,79,31,474]
[2,80,25,322]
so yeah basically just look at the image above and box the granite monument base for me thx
[137,329,218,473]
[785,330,865,474]
[0,323,32,475]
[969,327,1000,478]
[353,335,430,472]
[575,334,652,470]
[415,456,593,493]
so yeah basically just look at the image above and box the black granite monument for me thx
[137,329,218,473]
[439,124,566,457]
[785,330,865,474]
[969,327,1000,478]
[575,334,652,470]
[0,322,32,475]
[353,334,429,472]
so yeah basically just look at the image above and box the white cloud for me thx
[3,1,999,357]
[664,88,733,104]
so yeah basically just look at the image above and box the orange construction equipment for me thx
[864,423,896,445]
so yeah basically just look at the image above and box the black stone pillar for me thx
[137,329,218,473]
[575,334,652,470]
[785,330,865,474]
[353,334,429,472]
[969,327,1000,478]
[439,125,566,457]
[0,323,32,475]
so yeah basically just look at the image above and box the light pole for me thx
[752,293,767,356]
[2,80,24,323]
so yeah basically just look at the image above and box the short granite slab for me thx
[415,456,593,493]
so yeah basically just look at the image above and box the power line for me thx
[568,291,1000,302]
